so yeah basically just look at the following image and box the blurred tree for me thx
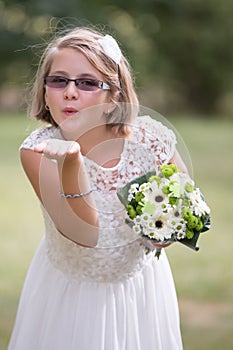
[141,0,233,113]
[80,0,233,114]
[1,0,233,115]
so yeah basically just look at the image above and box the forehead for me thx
[49,47,101,78]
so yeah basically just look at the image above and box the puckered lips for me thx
[63,106,78,116]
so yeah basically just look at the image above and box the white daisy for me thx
[139,182,151,193]
[189,188,210,216]
[170,217,186,238]
[128,183,139,201]
[142,229,157,239]
[150,213,174,241]
[133,224,141,235]
[129,183,139,193]
[176,231,186,240]
[147,181,169,207]
[134,215,142,225]
[141,213,151,223]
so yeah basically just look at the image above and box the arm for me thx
[170,149,188,173]
[20,139,99,247]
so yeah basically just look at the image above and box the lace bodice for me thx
[21,115,176,282]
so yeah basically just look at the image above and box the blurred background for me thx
[0,0,233,349]
[1,0,233,116]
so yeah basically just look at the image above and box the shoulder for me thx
[130,115,177,163]
[134,115,177,145]
[20,126,61,150]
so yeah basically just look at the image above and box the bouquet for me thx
[117,164,211,258]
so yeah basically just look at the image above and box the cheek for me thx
[45,89,61,106]
[84,91,110,104]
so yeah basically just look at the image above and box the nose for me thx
[64,81,79,100]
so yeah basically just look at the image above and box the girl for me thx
[8,27,185,349]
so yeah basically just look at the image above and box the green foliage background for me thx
[1,0,233,115]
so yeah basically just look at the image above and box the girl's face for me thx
[44,48,111,136]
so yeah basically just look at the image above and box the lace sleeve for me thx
[135,115,177,165]
[19,126,59,150]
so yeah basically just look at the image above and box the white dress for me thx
[8,116,183,350]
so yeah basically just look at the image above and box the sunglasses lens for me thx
[77,79,99,91]
[45,76,67,88]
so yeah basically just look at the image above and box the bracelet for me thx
[59,188,98,198]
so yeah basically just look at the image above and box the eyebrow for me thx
[49,70,100,80]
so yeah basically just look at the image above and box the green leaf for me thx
[142,201,156,215]
[169,182,181,197]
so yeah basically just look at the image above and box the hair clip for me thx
[98,35,122,65]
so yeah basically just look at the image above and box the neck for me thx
[78,125,127,168]
[78,125,117,154]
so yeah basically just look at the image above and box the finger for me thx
[152,242,171,248]
[34,140,48,153]
[67,141,80,154]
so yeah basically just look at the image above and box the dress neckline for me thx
[83,138,129,171]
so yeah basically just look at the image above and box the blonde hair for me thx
[29,27,139,136]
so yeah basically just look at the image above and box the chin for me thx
[60,120,81,141]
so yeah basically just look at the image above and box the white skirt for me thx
[8,238,183,350]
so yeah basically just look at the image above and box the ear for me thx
[44,92,48,105]
[104,91,120,114]
[44,92,50,110]
[105,101,116,114]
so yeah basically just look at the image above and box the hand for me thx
[150,241,172,249]
[142,238,173,253]
[34,139,81,162]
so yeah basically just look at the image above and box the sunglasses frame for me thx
[44,76,111,91]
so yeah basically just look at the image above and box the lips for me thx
[63,107,78,116]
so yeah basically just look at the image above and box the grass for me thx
[167,116,233,349]
[0,113,233,349]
